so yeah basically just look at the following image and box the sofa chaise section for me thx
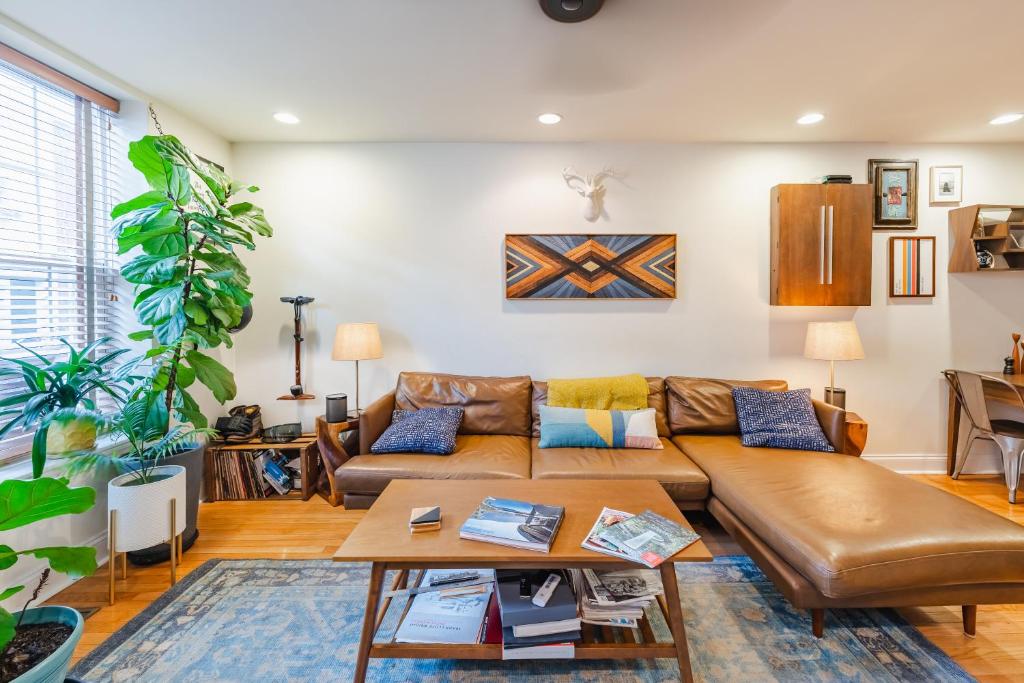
[665,376,1024,636]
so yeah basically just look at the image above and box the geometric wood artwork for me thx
[505,234,676,299]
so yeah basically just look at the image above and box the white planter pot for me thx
[108,465,187,553]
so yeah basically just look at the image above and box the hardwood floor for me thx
[48,475,1024,679]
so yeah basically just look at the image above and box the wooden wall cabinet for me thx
[770,183,872,306]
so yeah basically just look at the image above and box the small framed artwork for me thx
[869,159,918,229]
[929,165,963,204]
[889,236,935,298]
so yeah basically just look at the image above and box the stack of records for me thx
[571,568,664,628]
[495,570,579,660]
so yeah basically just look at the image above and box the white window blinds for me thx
[0,57,126,460]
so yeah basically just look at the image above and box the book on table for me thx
[459,497,565,553]
[495,569,579,660]
[592,509,700,568]
[393,569,495,644]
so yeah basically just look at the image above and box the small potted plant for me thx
[0,338,139,478]
[0,477,97,682]
[66,391,214,562]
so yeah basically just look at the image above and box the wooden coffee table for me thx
[333,479,712,683]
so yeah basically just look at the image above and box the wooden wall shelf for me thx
[949,204,1024,273]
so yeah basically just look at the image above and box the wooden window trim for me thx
[0,41,120,113]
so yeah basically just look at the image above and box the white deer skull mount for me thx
[562,166,622,222]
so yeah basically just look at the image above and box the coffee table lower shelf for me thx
[355,561,694,683]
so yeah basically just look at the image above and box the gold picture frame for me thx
[869,159,918,230]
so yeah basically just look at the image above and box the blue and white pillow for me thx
[371,407,464,455]
[731,387,834,452]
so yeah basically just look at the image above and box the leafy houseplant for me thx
[0,338,139,478]
[114,135,273,430]
[0,477,97,682]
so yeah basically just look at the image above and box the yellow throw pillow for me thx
[547,374,648,411]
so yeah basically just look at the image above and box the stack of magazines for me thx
[459,497,565,553]
[394,569,496,644]
[581,507,700,568]
[570,568,664,628]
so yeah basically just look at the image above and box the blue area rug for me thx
[71,557,973,682]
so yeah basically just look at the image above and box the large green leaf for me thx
[135,284,184,325]
[184,350,236,403]
[121,255,184,285]
[128,136,175,194]
[113,203,176,235]
[154,311,187,344]
[0,586,23,602]
[0,478,95,531]
[227,202,273,237]
[22,546,97,578]
[0,545,15,570]
[111,190,168,219]
[118,224,182,255]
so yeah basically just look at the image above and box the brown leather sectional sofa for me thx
[331,372,1024,636]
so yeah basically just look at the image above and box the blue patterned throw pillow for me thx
[731,387,834,452]
[370,407,464,455]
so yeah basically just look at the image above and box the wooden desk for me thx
[945,371,1024,475]
[334,479,712,683]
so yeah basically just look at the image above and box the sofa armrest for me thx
[812,399,868,456]
[359,390,396,454]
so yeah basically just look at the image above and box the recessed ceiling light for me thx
[273,112,300,125]
[797,113,825,125]
[538,113,562,125]
[989,113,1023,125]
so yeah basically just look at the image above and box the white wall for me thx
[230,142,1024,472]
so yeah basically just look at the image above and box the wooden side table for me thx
[315,415,360,507]
[203,434,324,502]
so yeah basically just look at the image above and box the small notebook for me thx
[409,506,441,532]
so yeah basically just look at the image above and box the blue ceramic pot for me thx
[10,606,83,683]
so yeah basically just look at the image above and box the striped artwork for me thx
[505,234,676,299]
[889,236,935,297]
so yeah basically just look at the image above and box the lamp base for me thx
[824,387,846,409]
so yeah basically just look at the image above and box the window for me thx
[0,56,126,461]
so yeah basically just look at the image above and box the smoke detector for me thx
[539,0,605,23]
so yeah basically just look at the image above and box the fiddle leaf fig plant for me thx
[114,135,272,429]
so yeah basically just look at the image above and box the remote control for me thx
[531,573,561,607]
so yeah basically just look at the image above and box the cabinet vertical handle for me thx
[827,205,834,284]
[819,205,825,285]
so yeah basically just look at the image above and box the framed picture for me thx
[929,165,963,204]
[869,159,918,229]
[889,236,935,297]
[504,233,676,299]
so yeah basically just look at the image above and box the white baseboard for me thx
[863,451,1002,475]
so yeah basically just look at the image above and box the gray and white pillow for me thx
[731,387,834,452]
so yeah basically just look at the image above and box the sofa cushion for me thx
[338,434,531,495]
[665,376,788,434]
[533,377,669,438]
[530,437,708,502]
[673,434,1024,598]
[732,387,834,452]
[370,407,464,455]
[395,372,532,436]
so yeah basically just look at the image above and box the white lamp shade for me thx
[332,323,383,361]
[107,465,186,552]
[804,321,865,361]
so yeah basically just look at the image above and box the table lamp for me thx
[332,322,383,414]
[804,321,864,409]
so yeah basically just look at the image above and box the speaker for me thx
[539,0,605,23]
[326,393,349,423]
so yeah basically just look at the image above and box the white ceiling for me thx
[3,0,1024,143]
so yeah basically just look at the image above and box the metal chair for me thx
[943,370,1024,503]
